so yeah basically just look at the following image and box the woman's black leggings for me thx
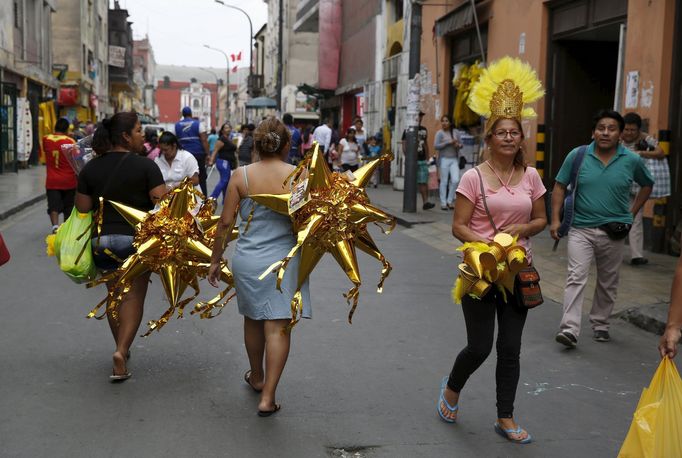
[447,289,528,418]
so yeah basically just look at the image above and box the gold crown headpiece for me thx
[467,57,544,133]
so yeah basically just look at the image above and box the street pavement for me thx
[0,184,669,458]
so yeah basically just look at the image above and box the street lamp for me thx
[203,44,230,122]
[199,67,222,129]
[214,0,254,97]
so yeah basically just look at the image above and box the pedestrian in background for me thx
[301,125,314,156]
[207,117,310,417]
[143,127,160,160]
[75,112,166,381]
[43,118,77,233]
[313,118,333,164]
[401,112,434,210]
[207,128,219,155]
[551,110,653,348]
[208,122,238,203]
[338,127,361,172]
[175,107,210,196]
[620,112,670,266]
[238,123,256,165]
[365,135,382,188]
[434,114,462,210]
[283,113,302,164]
[154,132,199,190]
[353,117,367,155]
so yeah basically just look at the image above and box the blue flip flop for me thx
[437,376,458,423]
[494,422,533,444]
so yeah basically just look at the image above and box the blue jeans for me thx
[439,156,460,206]
[210,159,231,203]
[92,235,135,271]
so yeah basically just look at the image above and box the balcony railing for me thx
[382,54,401,81]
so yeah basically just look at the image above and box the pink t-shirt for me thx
[457,166,546,258]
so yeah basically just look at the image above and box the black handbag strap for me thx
[474,166,498,234]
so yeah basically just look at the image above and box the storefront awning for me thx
[435,1,491,37]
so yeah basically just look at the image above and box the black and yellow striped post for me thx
[651,129,672,253]
[535,124,545,179]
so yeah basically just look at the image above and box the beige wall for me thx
[52,0,83,77]
[622,0,677,134]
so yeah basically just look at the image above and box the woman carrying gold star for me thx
[436,58,547,443]
[208,117,310,417]
[75,112,167,381]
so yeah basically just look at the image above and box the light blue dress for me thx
[232,167,311,320]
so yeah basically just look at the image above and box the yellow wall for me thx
[622,0,677,133]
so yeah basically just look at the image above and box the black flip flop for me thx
[244,370,263,393]
[257,404,281,417]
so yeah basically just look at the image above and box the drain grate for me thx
[327,446,377,457]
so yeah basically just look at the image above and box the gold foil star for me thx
[250,144,395,330]
[86,178,237,336]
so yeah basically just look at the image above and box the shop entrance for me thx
[546,24,621,179]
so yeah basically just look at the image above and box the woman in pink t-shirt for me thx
[437,118,547,443]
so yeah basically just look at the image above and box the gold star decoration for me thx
[250,143,396,330]
[86,178,237,336]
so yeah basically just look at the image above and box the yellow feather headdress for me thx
[467,57,544,133]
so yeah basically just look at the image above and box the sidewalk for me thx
[366,184,675,335]
[0,165,46,220]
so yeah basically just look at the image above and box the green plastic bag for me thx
[618,357,682,457]
[54,208,96,283]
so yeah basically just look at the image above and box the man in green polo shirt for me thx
[550,110,653,348]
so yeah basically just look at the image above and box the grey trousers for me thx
[559,227,625,337]
[629,199,644,260]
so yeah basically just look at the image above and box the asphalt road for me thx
[0,201,664,458]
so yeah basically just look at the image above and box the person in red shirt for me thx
[43,118,77,233]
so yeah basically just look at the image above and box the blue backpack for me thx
[554,145,587,248]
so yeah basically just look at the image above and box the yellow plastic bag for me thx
[618,357,682,457]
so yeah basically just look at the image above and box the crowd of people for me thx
[39,73,682,445]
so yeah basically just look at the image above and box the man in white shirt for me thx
[312,118,333,153]
[155,132,200,190]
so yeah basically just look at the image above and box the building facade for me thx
[108,1,136,113]
[52,0,110,123]
[0,0,59,171]
[419,0,680,251]
[133,37,158,119]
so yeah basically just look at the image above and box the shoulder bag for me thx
[474,166,543,309]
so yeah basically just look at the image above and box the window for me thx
[13,1,21,28]
[163,76,170,88]
[394,0,403,21]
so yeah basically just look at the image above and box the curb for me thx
[0,194,44,221]
[618,302,669,335]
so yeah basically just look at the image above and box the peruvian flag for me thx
[231,65,238,73]
[230,51,242,62]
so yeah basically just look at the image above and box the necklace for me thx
[485,161,516,194]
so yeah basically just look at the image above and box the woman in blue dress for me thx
[208,117,310,416]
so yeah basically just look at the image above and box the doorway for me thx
[547,24,621,179]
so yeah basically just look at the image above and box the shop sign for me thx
[109,46,126,68]
[58,87,79,106]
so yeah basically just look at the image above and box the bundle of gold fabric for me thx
[87,178,237,336]
[251,143,396,330]
[452,233,529,304]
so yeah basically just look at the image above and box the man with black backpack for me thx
[550,110,653,348]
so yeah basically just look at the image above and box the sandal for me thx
[244,370,263,393]
[437,376,458,423]
[494,422,532,444]
[109,370,131,382]
[257,403,281,417]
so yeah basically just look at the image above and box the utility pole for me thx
[403,1,422,213]
[276,0,283,112]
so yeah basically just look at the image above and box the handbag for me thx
[599,221,631,240]
[474,166,544,308]
[0,232,10,266]
[459,156,467,170]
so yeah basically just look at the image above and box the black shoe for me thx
[630,257,649,266]
[555,331,577,348]
[593,330,610,342]
[441,206,448,211]
[423,202,435,210]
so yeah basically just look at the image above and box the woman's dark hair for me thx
[55,118,70,133]
[623,112,642,129]
[302,126,312,143]
[92,112,139,154]
[485,118,527,169]
[210,128,216,135]
[219,122,232,136]
[254,117,291,158]
[441,114,453,124]
[158,131,179,147]
[592,109,625,132]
